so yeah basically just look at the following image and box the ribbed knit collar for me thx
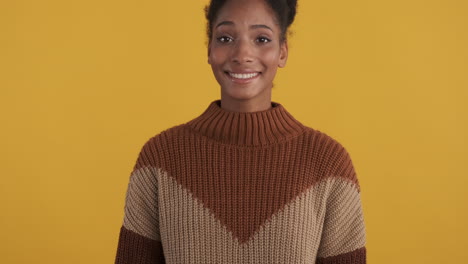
[186,99,306,146]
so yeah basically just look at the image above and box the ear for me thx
[278,40,288,68]
[207,41,212,65]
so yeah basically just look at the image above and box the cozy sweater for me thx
[115,99,367,264]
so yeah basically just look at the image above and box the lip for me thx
[224,71,261,84]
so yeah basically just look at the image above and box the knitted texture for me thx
[115,100,366,264]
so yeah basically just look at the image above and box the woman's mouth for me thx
[225,71,261,83]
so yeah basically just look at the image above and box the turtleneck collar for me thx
[186,100,307,146]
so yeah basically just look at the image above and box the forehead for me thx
[214,0,278,27]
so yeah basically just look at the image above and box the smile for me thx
[225,72,261,83]
[228,72,260,79]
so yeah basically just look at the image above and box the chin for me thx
[222,87,263,101]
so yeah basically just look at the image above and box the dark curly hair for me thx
[204,0,298,44]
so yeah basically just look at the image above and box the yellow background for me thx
[1,0,467,263]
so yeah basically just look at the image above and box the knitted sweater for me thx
[115,99,367,264]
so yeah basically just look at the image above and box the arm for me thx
[115,141,165,264]
[316,145,367,264]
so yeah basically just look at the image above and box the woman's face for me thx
[208,0,288,109]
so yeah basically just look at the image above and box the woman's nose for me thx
[231,40,254,64]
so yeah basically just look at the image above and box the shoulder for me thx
[132,123,189,168]
[146,123,188,145]
[300,126,360,188]
[301,125,351,157]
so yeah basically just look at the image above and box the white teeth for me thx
[229,72,259,79]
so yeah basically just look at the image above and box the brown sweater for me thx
[115,99,367,264]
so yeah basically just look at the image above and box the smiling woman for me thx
[114,0,367,263]
[207,0,288,112]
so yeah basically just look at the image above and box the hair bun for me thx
[286,0,297,26]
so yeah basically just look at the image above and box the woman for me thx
[115,0,367,263]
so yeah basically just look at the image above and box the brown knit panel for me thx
[132,127,360,244]
[316,247,366,264]
[115,225,165,264]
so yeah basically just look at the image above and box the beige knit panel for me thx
[157,168,361,264]
[316,178,366,258]
[122,166,161,241]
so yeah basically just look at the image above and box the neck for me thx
[220,90,272,112]
[186,99,306,146]
[219,99,273,113]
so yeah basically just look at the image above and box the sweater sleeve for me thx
[316,144,367,264]
[115,140,165,264]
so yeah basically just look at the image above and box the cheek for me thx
[209,47,228,65]
[259,48,281,66]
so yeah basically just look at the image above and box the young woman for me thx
[115,0,367,263]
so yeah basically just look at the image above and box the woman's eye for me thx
[217,36,233,43]
[257,37,271,43]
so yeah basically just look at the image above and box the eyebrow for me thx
[215,21,273,32]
